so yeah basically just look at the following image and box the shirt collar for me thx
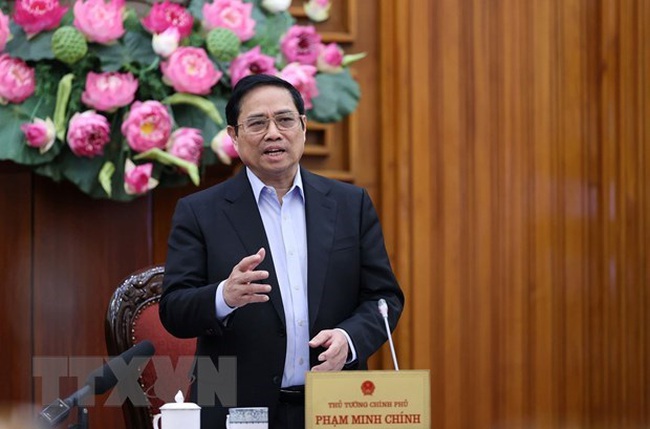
[246,167,304,203]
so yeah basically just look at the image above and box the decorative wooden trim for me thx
[289,5,308,17]
[304,121,334,157]
[312,169,355,182]
[305,112,358,185]
[347,109,359,180]
[290,0,357,43]
[303,146,331,156]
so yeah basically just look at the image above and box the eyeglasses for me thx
[235,112,304,134]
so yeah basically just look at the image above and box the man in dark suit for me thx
[159,74,403,429]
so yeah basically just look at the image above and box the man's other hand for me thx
[309,329,349,372]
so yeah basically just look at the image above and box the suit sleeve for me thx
[335,189,404,365]
[159,198,224,339]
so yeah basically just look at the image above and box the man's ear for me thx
[227,125,238,146]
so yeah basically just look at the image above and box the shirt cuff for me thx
[215,280,237,321]
[334,328,357,364]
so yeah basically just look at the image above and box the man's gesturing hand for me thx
[223,248,271,308]
[309,329,349,372]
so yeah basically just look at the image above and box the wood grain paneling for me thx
[0,163,33,405]
[381,0,649,427]
[31,177,151,428]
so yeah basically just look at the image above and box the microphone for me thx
[87,340,155,394]
[378,299,399,371]
[38,341,155,427]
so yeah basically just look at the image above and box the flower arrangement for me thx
[0,0,363,200]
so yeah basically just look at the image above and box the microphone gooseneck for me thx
[378,299,399,371]
[87,340,155,394]
[38,340,156,427]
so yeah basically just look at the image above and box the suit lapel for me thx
[302,169,337,329]
[222,169,285,326]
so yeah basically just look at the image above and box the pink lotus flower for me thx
[21,117,56,154]
[317,42,343,73]
[124,159,158,195]
[121,100,172,152]
[229,46,278,87]
[167,128,204,166]
[152,27,180,58]
[304,0,331,22]
[278,62,318,109]
[81,71,138,112]
[280,25,321,65]
[210,129,239,165]
[202,0,255,42]
[73,0,125,44]
[0,11,11,52]
[13,0,68,37]
[67,110,111,157]
[142,1,194,39]
[0,54,35,104]
[161,47,222,95]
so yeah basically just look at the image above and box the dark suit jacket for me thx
[159,167,403,428]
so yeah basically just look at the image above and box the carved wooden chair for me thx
[105,265,197,429]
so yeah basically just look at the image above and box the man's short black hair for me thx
[225,74,306,129]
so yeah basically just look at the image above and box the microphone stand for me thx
[38,341,155,429]
[377,298,400,371]
[69,406,89,429]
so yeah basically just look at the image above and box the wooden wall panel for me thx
[0,163,33,405]
[31,177,152,428]
[0,165,153,428]
[381,0,650,428]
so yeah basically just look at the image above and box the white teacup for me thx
[152,391,200,429]
[226,407,268,429]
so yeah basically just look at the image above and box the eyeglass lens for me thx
[243,113,300,133]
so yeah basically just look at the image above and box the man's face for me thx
[228,85,306,186]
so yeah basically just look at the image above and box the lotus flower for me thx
[152,28,180,58]
[142,1,194,39]
[81,71,138,112]
[124,160,158,195]
[304,0,331,22]
[167,128,204,166]
[0,11,11,51]
[73,0,125,44]
[0,54,35,104]
[211,129,239,165]
[280,25,321,65]
[67,111,111,157]
[278,62,318,109]
[13,0,68,37]
[121,101,173,152]
[161,47,222,95]
[229,46,278,87]
[21,117,56,153]
[202,0,255,42]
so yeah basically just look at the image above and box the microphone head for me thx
[87,340,156,394]
[378,298,388,317]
